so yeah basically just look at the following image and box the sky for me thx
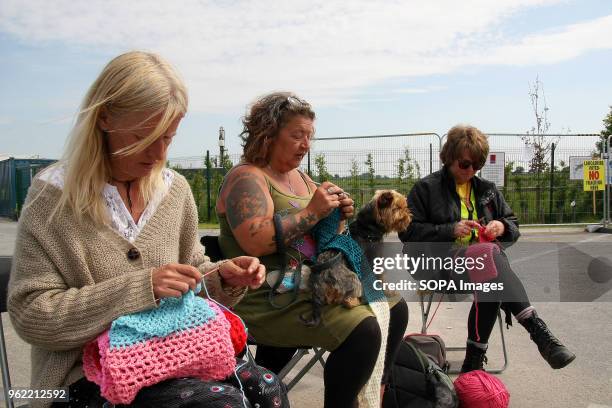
[1,0,611,163]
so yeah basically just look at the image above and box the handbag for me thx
[82,283,245,405]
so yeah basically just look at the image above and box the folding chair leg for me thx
[446,311,508,374]
[421,292,509,374]
[487,310,509,374]
[1,318,15,408]
[281,348,327,391]
[419,291,434,334]
[277,349,308,381]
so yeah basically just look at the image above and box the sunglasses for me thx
[283,95,310,109]
[457,159,483,171]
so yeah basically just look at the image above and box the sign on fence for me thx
[480,152,505,187]
[569,156,592,180]
[583,160,605,191]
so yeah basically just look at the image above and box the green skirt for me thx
[233,287,399,351]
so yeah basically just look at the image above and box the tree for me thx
[403,147,421,180]
[522,76,556,173]
[502,161,514,197]
[191,172,206,221]
[595,106,612,155]
[365,153,375,191]
[314,153,331,182]
[396,157,405,188]
[521,76,557,222]
[396,147,420,194]
[349,159,360,193]
[220,152,233,172]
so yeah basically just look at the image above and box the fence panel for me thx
[169,152,240,223]
[169,132,607,225]
[486,133,603,224]
[306,133,441,209]
[0,158,55,219]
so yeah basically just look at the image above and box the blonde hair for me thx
[440,125,489,168]
[48,51,188,225]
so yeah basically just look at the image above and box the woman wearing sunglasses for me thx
[399,125,575,372]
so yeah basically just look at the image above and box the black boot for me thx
[460,343,488,373]
[520,311,576,369]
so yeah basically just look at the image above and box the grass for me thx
[198,223,220,229]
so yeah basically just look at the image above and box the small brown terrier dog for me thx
[300,190,412,326]
[349,189,413,297]
[349,189,413,246]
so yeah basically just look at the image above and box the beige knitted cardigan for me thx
[8,171,244,408]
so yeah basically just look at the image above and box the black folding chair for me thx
[200,235,326,391]
[0,256,29,408]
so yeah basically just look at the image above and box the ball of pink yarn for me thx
[454,371,510,408]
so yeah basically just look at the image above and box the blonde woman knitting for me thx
[8,51,268,408]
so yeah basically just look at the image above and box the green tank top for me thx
[218,168,314,272]
[219,167,377,351]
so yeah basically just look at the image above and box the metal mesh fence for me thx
[306,133,441,210]
[170,132,608,225]
[486,134,603,224]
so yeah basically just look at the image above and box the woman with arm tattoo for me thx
[216,92,409,408]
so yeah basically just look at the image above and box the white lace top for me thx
[38,165,175,243]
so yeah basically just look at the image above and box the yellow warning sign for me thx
[583,160,605,191]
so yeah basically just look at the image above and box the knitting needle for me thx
[311,181,351,197]
[202,260,231,278]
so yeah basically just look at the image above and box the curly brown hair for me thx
[440,125,489,168]
[241,92,316,167]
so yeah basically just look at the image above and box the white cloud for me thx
[481,14,612,65]
[1,0,609,112]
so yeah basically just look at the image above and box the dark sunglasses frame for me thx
[457,159,483,171]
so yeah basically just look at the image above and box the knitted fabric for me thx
[223,309,248,355]
[311,209,390,408]
[465,243,500,283]
[8,173,247,408]
[311,209,386,304]
[82,287,240,405]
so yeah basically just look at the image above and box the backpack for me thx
[404,333,450,373]
[383,337,458,408]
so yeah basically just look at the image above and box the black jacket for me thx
[398,167,520,247]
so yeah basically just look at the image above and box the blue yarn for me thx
[311,209,386,303]
[109,286,217,349]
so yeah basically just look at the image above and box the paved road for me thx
[1,219,611,407]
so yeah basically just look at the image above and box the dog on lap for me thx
[303,189,412,325]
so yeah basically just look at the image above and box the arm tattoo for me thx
[226,174,268,229]
[249,219,272,238]
[280,212,318,247]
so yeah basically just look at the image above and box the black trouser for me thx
[256,298,409,408]
[458,250,531,343]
